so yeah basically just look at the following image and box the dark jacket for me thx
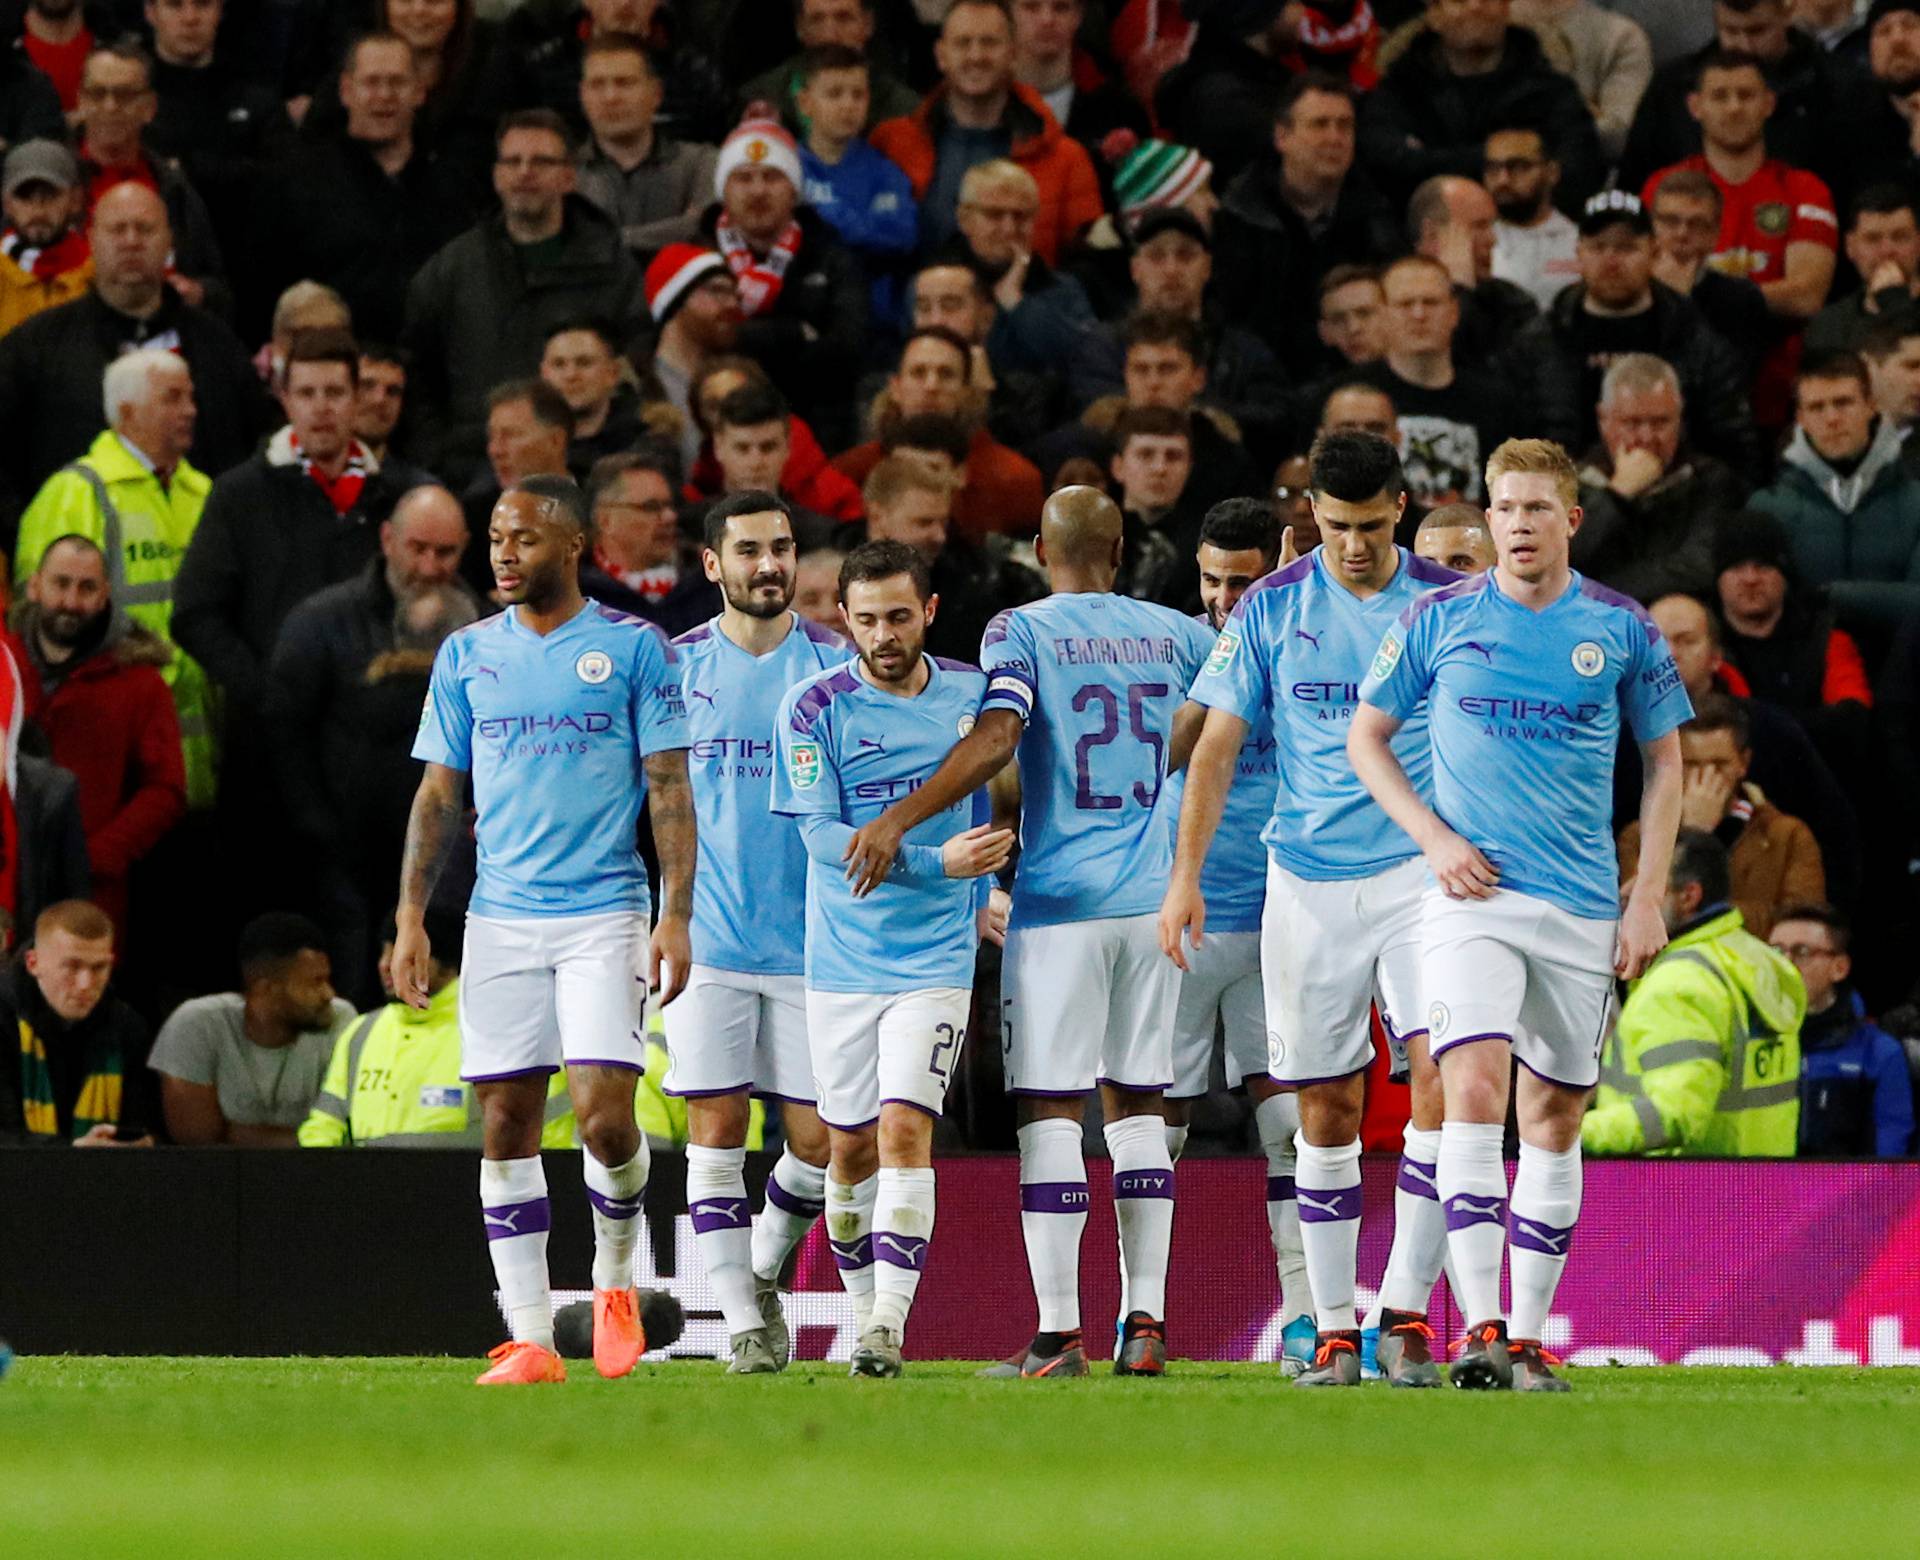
[1359,26,1601,211]
[922,536,1043,666]
[0,290,270,533]
[1798,991,1916,1157]
[0,952,152,1144]
[146,56,295,284]
[1507,281,1759,472]
[1155,26,1301,190]
[15,752,90,938]
[79,149,232,322]
[1574,447,1748,605]
[507,0,731,146]
[960,247,1097,385]
[0,45,65,149]
[402,197,648,485]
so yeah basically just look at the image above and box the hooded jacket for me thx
[1798,990,1916,1157]
[1752,420,1920,622]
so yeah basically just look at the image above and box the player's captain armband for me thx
[1369,634,1402,681]
[986,672,1034,712]
[788,740,823,789]
[1203,629,1240,677]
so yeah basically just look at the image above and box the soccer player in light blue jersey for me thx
[1163,435,1459,1390]
[772,540,1013,1377]
[666,490,849,1375]
[843,488,1213,1380]
[1350,439,1690,1392]
[1157,500,1317,1372]
[395,475,696,1388]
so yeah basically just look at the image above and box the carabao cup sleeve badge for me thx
[789,741,822,789]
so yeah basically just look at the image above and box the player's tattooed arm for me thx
[393,763,465,1009]
[645,749,696,1005]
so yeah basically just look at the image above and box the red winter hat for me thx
[645,242,727,324]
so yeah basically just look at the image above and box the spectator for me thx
[698,378,855,530]
[1413,500,1495,573]
[643,242,742,474]
[1772,901,1916,1156]
[0,181,266,524]
[1509,0,1654,163]
[872,409,1044,544]
[16,753,89,941]
[0,23,63,151]
[403,107,646,486]
[1805,185,1920,359]
[1108,403,1204,608]
[585,446,717,632]
[735,0,920,130]
[1070,133,1219,319]
[1213,73,1399,368]
[1584,828,1805,1158]
[907,255,1064,448]
[1314,263,1388,374]
[1851,0,1920,191]
[791,543,842,628]
[1318,378,1398,443]
[0,140,91,338]
[1483,123,1581,311]
[1617,693,1825,939]
[870,0,1102,261]
[1573,354,1748,605]
[1860,320,1920,474]
[72,40,228,319]
[1011,0,1148,167]
[573,31,717,258]
[14,0,93,112]
[1406,173,1539,362]
[684,354,861,521]
[13,535,186,939]
[353,344,410,466]
[1358,0,1601,211]
[1790,0,1867,57]
[151,911,356,1146]
[460,378,574,569]
[1514,190,1758,470]
[252,280,351,396]
[255,33,477,349]
[1355,254,1518,511]
[507,0,729,147]
[861,451,1040,661]
[1646,166,1771,379]
[12,348,216,808]
[0,901,155,1146]
[795,44,919,323]
[539,318,644,482]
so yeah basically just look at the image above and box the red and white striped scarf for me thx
[290,432,372,515]
[716,214,802,317]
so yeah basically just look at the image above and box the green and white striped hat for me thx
[1110,136,1213,218]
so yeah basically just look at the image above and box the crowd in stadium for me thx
[0,0,1918,1168]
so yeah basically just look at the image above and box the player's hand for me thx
[1158,878,1206,971]
[1615,894,1667,980]
[943,823,1015,878]
[650,914,691,1006]
[982,886,1011,947]
[392,914,434,1010]
[844,812,905,897]
[1426,829,1498,900]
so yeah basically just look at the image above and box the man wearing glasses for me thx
[1484,125,1579,312]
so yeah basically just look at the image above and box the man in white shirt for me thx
[1485,124,1581,310]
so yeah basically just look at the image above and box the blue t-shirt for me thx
[1192,548,1457,882]
[771,656,990,994]
[981,593,1214,928]
[414,600,689,919]
[1162,612,1279,932]
[673,613,849,976]
[1359,570,1692,920]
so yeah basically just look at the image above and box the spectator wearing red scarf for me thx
[0,140,92,340]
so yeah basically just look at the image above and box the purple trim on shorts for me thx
[1429,1031,1513,1061]
[1295,1183,1363,1223]
[879,1096,943,1120]
[1273,1064,1371,1087]
[751,1089,819,1107]
[764,1177,826,1218]
[818,1112,880,1132]
[1163,1084,1209,1102]
[1095,1075,1171,1094]
[1006,1087,1088,1099]
[462,1065,560,1084]
[1515,1056,1600,1093]
[1509,1212,1576,1257]
[565,1058,647,1074]
[1020,1180,1092,1214]
[1265,1174,1296,1202]
[662,1082,751,1099]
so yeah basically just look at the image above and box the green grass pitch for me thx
[4,1359,1918,1557]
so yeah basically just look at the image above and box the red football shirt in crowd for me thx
[1642,155,1837,285]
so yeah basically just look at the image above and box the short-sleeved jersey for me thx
[1162,612,1279,932]
[771,655,989,994]
[673,612,850,976]
[414,599,689,919]
[1643,156,1837,285]
[1194,548,1458,883]
[1359,570,1692,920]
[980,593,1214,929]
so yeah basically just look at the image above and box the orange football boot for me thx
[475,1340,567,1385]
[593,1286,647,1379]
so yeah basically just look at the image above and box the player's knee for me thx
[1100,1085,1163,1121]
[578,1108,641,1168]
[686,1091,752,1150]
[781,1104,830,1164]
[479,1086,546,1156]
[876,1104,934,1166]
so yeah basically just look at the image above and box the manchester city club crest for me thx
[576,650,613,685]
[1571,641,1606,678]
[1428,1001,1451,1040]
[958,714,975,737]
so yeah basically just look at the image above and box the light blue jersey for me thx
[415,600,689,918]
[981,593,1213,928]
[1193,548,1458,882]
[771,656,990,994]
[1359,570,1691,920]
[673,612,850,976]
[1163,612,1279,932]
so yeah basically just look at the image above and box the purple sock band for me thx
[689,1197,750,1234]
[1444,1193,1508,1232]
[873,1231,929,1271]
[1509,1213,1576,1257]
[1396,1157,1440,1201]
[482,1198,550,1241]
[1265,1173,1296,1203]
[830,1234,873,1270]
[1019,1180,1091,1215]
[1295,1183,1363,1223]
[764,1175,826,1219]
[1113,1167,1175,1201]
[586,1187,642,1221]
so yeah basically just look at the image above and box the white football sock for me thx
[1507,1141,1582,1344]
[1105,1114,1175,1321]
[1164,1121,1189,1162]
[1017,1118,1088,1334]
[1293,1133,1363,1332]
[1439,1121,1509,1326]
[752,1149,827,1282]
[584,1139,649,1292]
[870,1167,936,1336]
[686,1143,760,1335]
[825,1171,879,1335]
[1255,1092,1310,1322]
[480,1155,553,1349]
[1378,1125,1448,1316]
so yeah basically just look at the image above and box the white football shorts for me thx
[1168,930,1265,1099]
[660,963,814,1104]
[805,986,972,1129]
[1001,913,1178,1096]
[460,909,648,1081]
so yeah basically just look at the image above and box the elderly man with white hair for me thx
[13,346,216,807]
